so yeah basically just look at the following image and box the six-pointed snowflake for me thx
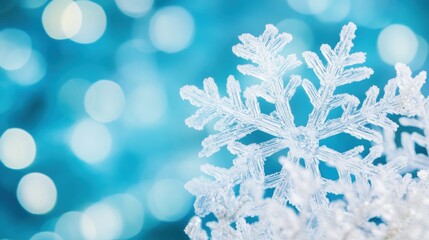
[181,23,429,239]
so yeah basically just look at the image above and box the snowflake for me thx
[180,22,429,239]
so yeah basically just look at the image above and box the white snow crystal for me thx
[181,22,429,239]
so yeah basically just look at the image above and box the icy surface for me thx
[181,23,429,239]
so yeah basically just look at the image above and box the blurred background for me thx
[0,0,428,239]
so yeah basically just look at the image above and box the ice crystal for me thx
[180,22,429,239]
[385,97,429,171]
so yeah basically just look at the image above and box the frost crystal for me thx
[181,22,429,239]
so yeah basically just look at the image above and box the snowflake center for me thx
[289,127,318,159]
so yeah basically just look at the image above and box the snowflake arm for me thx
[385,97,429,170]
[232,24,301,82]
[317,63,426,144]
[185,217,209,240]
[180,25,302,158]
[303,22,373,128]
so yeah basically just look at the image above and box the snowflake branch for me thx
[319,64,426,143]
[303,22,373,129]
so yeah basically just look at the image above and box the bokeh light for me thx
[103,194,144,239]
[42,0,106,44]
[84,80,125,123]
[115,0,154,18]
[0,128,36,170]
[6,50,46,86]
[17,173,57,215]
[147,179,192,222]
[0,28,32,71]
[116,39,155,65]
[410,36,428,70]
[70,1,107,44]
[377,24,418,65]
[61,2,83,38]
[69,119,112,164]
[55,211,89,240]
[117,59,157,86]
[30,232,62,240]
[20,0,48,9]
[287,0,351,23]
[149,6,195,53]
[125,83,167,126]
[287,0,330,15]
[349,0,393,29]
[277,19,314,54]
[82,202,123,240]
[42,0,82,40]
[315,0,351,23]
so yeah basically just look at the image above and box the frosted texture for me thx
[181,23,429,239]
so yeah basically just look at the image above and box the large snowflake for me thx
[180,23,428,239]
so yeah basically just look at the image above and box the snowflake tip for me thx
[394,63,426,116]
[185,217,209,240]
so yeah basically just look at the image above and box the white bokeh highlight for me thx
[126,83,167,126]
[316,0,350,23]
[42,0,106,44]
[378,24,418,65]
[350,0,392,29]
[30,232,62,240]
[277,19,314,54]
[70,119,112,164]
[82,202,123,240]
[17,173,57,215]
[42,0,82,40]
[70,1,107,44]
[410,35,428,70]
[85,80,125,123]
[0,28,32,71]
[148,179,192,222]
[149,6,195,53]
[115,0,153,18]
[61,2,83,38]
[20,0,48,9]
[0,128,36,170]
[6,50,46,86]
[287,0,331,14]
[104,194,144,239]
[55,211,89,240]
